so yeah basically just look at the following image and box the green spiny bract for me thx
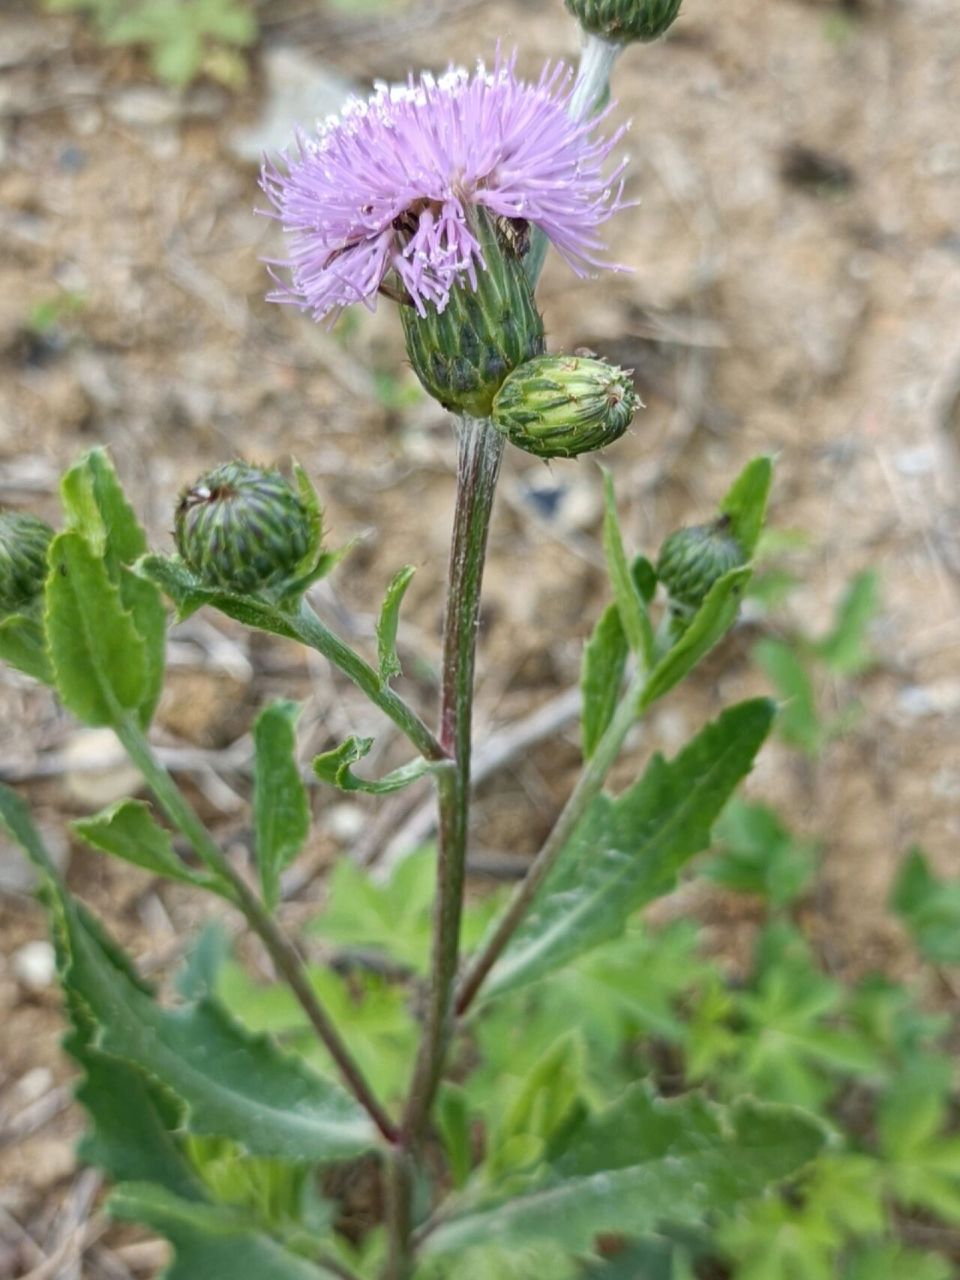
[175,461,320,595]
[400,210,545,417]
[0,511,54,614]
[657,517,746,614]
[491,353,638,459]
[565,0,683,42]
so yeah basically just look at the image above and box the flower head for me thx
[260,51,628,322]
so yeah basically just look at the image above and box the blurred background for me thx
[1,0,959,1274]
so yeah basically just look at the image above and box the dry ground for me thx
[1,0,959,1273]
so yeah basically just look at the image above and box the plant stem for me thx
[113,711,399,1146]
[402,417,504,1140]
[382,1148,415,1280]
[525,32,623,285]
[293,600,446,762]
[455,668,646,1016]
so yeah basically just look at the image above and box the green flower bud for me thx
[175,461,320,595]
[0,511,54,614]
[656,517,746,614]
[401,210,545,417]
[491,353,638,459]
[565,0,683,42]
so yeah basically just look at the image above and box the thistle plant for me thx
[0,7,842,1280]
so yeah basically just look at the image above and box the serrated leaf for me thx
[109,1184,342,1280]
[59,450,166,725]
[61,447,146,562]
[0,612,53,684]
[73,799,209,887]
[313,735,439,795]
[376,566,415,688]
[72,1038,205,1200]
[482,700,774,999]
[601,469,653,662]
[719,456,773,557]
[641,567,751,709]
[423,1086,825,1256]
[254,701,310,911]
[46,530,149,726]
[581,603,628,760]
[0,783,207,1195]
[0,780,60,878]
[9,835,378,1162]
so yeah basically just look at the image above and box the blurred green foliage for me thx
[42,0,257,88]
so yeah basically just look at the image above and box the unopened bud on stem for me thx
[656,516,746,617]
[566,0,683,43]
[0,512,54,614]
[175,461,320,596]
[491,353,638,459]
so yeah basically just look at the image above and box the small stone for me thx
[229,47,356,164]
[327,803,366,843]
[109,87,182,129]
[13,940,56,992]
[62,727,143,808]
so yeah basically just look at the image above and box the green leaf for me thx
[138,552,303,634]
[845,1244,953,1280]
[214,960,418,1107]
[601,469,653,662]
[437,1085,474,1190]
[73,799,209,887]
[31,870,378,1162]
[60,448,166,724]
[753,637,822,754]
[376,566,415,688]
[891,847,960,966]
[706,798,818,906]
[61,447,147,563]
[0,783,207,1196]
[423,1086,825,1256]
[72,1038,205,1200]
[719,456,773,557]
[0,780,61,878]
[641,567,751,709]
[109,1184,342,1280]
[254,701,310,911]
[482,699,774,999]
[581,603,628,760]
[487,1033,586,1179]
[814,569,879,675]
[313,735,439,795]
[0,612,53,684]
[46,530,149,726]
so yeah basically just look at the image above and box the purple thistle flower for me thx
[259,51,629,323]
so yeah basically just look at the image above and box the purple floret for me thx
[259,50,629,322]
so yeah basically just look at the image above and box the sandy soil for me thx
[1,0,959,1272]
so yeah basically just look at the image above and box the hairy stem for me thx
[382,1147,416,1280]
[402,417,504,1141]
[293,600,447,763]
[113,711,399,1145]
[455,668,646,1015]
